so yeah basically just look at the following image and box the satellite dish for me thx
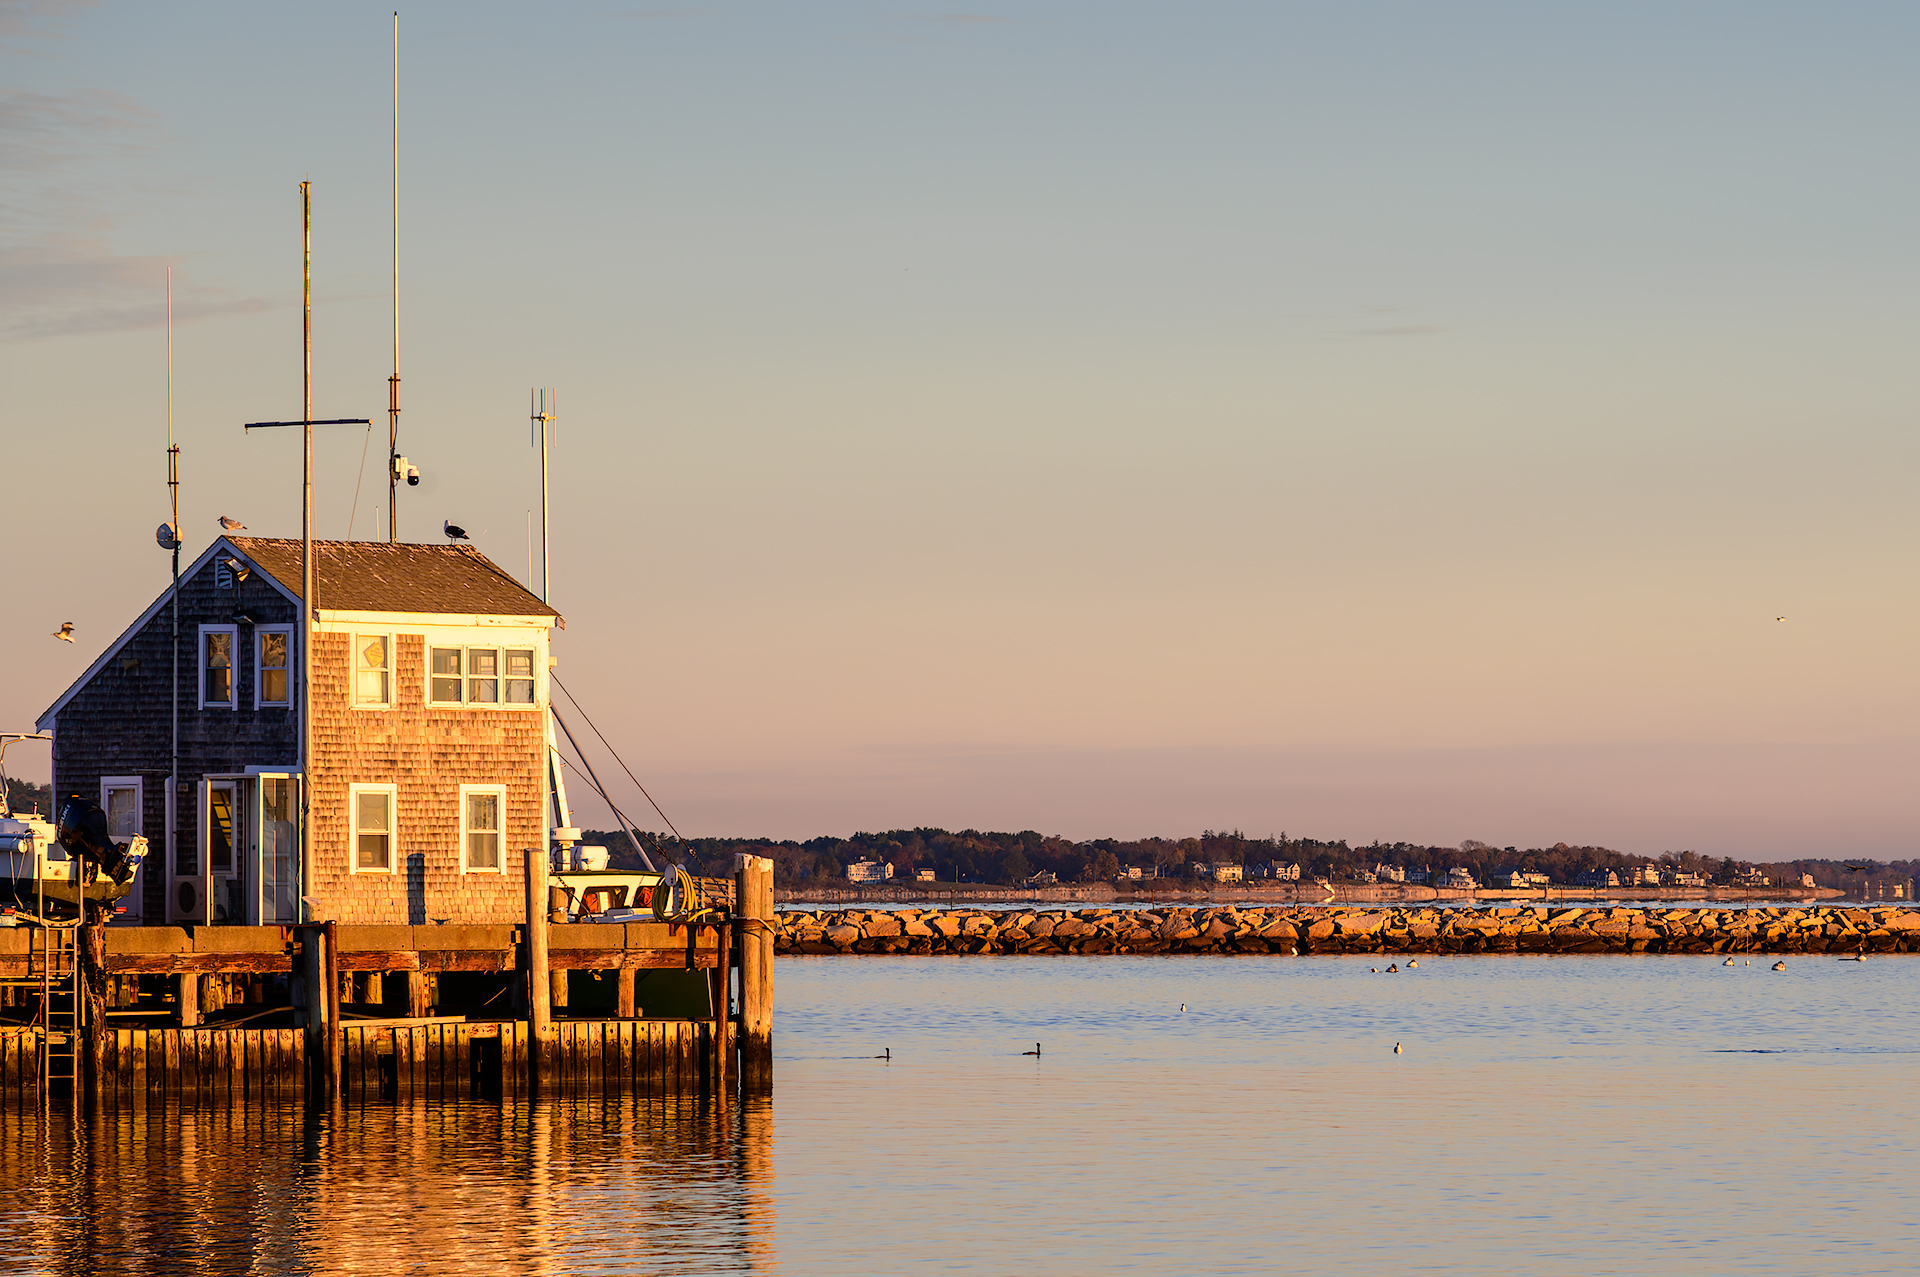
[156,521,181,550]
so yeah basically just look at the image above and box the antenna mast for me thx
[301,180,314,924]
[387,10,400,542]
[167,267,180,922]
[532,389,556,603]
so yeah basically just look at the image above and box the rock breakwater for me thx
[775,905,1920,956]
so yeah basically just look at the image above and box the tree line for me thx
[579,825,1918,893]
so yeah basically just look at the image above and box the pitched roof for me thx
[226,538,558,618]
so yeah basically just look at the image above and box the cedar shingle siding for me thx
[39,538,555,925]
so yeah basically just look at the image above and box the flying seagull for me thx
[444,521,470,541]
[51,622,74,643]
[1775,616,1786,622]
[218,515,247,531]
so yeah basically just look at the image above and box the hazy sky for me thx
[5,1,1918,857]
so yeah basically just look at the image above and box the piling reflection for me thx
[0,1093,776,1275]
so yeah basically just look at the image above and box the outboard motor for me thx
[56,794,134,885]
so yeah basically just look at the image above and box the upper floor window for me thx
[257,627,292,708]
[199,625,238,709]
[430,646,537,706]
[355,635,391,707]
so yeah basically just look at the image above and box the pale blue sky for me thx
[5,1,1918,856]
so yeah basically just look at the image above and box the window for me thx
[430,647,539,706]
[102,777,143,920]
[349,785,396,873]
[257,627,292,707]
[355,635,391,706]
[459,785,505,873]
[199,625,238,708]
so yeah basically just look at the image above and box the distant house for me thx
[1661,868,1707,887]
[1621,865,1661,887]
[37,536,560,926]
[1729,868,1770,888]
[1024,870,1058,887]
[1577,868,1620,889]
[1403,867,1430,885]
[1247,861,1301,881]
[846,860,895,883]
[915,868,936,882]
[1117,866,1143,880]
[1493,869,1549,889]
[1440,867,1477,890]
[1373,863,1406,884]
[1192,862,1243,884]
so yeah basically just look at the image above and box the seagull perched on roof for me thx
[217,515,246,532]
[51,622,74,643]
[444,521,470,541]
[1775,617,1786,622]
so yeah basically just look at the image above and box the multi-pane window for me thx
[200,626,237,708]
[257,628,290,707]
[430,647,537,706]
[355,635,391,706]
[351,786,395,873]
[461,786,504,873]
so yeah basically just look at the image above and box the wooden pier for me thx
[0,855,775,1108]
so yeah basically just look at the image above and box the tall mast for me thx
[387,11,400,543]
[533,389,556,603]
[167,268,179,918]
[300,180,315,925]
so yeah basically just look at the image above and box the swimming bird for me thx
[1723,957,1735,966]
[1842,953,1866,962]
[1406,959,1417,969]
[1394,1042,1402,1054]
[1771,961,1786,971]
[217,515,246,531]
[875,1048,891,1060]
[1021,1043,1041,1056]
[1180,1004,1186,1012]
[1370,967,1378,973]
[1386,964,1398,973]
[50,622,74,643]
[444,521,470,541]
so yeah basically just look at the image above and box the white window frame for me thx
[255,625,294,709]
[348,783,398,874]
[352,633,394,709]
[101,776,144,920]
[428,644,541,709]
[199,624,239,709]
[458,784,507,875]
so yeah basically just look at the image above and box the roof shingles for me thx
[227,538,558,619]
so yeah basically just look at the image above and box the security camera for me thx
[406,465,421,486]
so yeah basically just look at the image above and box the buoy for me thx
[1393,1042,1402,1054]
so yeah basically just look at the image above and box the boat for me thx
[0,733,147,923]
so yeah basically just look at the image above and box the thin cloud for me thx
[917,13,1012,22]
[1351,324,1446,338]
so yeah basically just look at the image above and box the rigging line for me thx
[346,419,374,538]
[550,673,684,843]
[553,753,668,863]
[550,706,658,873]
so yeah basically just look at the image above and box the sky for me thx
[4,1,1918,858]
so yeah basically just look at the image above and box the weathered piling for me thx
[735,854,774,1093]
[523,846,553,1084]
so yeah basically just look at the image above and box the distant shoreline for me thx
[776,881,1850,907]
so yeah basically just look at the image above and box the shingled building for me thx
[37,537,563,926]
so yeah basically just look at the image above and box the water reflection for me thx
[0,1093,775,1276]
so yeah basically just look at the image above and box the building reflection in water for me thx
[0,1094,776,1275]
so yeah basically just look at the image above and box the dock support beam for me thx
[79,914,108,1107]
[523,847,553,1086]
[301,925,334,1098]
[176,970,199,1028]
[735,853,774,1093]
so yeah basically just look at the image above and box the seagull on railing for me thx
[444,521,470,541]
[51,622,74,643]
[218,515,247,531]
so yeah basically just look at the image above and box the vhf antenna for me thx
[532,389,557,603]
[386,10,401,542]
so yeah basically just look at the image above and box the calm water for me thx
[1,954,1915,1274]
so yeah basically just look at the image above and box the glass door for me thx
[253,775,298,924]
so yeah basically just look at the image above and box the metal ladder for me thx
[31,925,80,1098]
